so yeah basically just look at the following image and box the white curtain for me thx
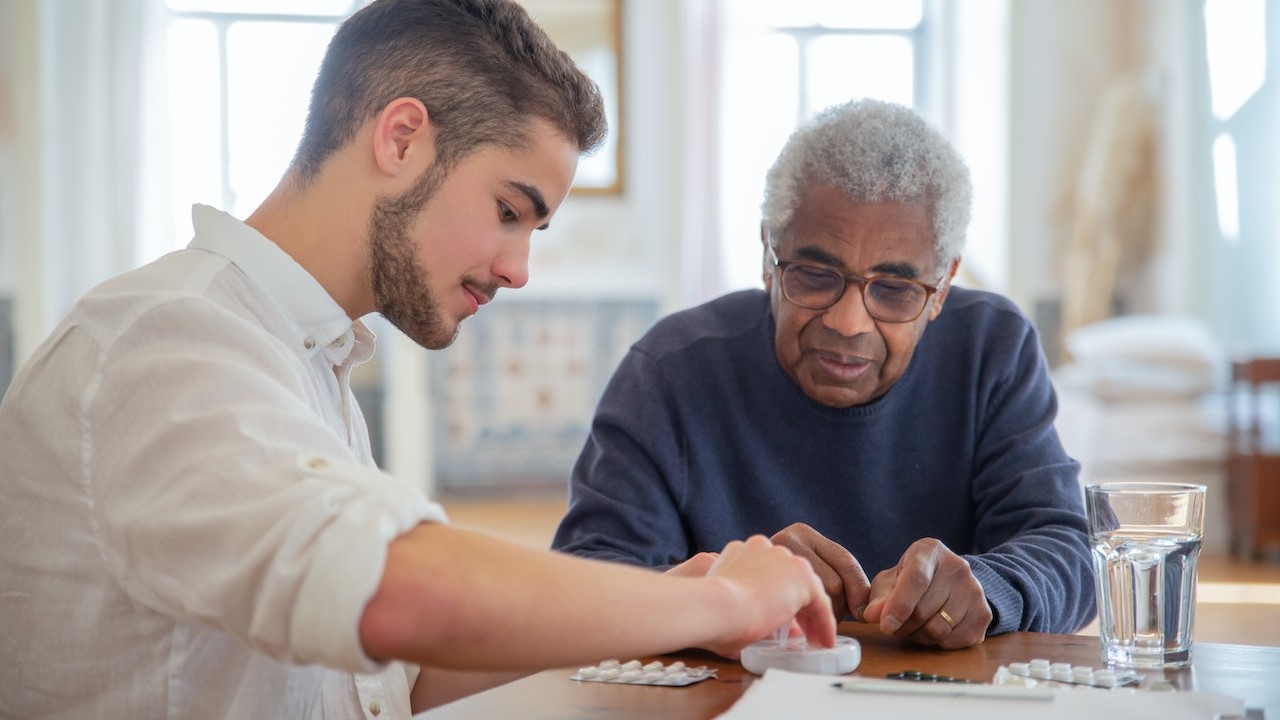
[1,0,169,365]
[677,0,725,307]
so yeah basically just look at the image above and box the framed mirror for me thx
[520,0,624,195]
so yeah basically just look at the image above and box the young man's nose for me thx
[492,233,531,289]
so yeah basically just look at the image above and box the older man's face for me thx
[764,183,956,408]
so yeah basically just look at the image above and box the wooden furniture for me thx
[1227,357,1280,559]
[418,622,1280,718]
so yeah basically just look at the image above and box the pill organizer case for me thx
[740,635,861,676]
[571,659,717,687]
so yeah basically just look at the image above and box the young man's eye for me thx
[498,201,519,222]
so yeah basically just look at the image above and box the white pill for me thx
[577,667,599,678]
[598,659,621,670]
[621,660,643,671]
[666,661,686,672]
[1008,662,1031,676]
[598,668,621,680]
[1071,667,1095,682]
[618,669,642,682]
[643,661,665,673]
[1093,670,1119,688]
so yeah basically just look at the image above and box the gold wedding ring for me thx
[937,608,956,629]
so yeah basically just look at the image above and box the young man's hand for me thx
[699,535,836,658]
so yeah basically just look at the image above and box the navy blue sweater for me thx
[553,288,1095,635]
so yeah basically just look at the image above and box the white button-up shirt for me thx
[0,205,446,719]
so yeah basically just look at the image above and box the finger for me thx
[666,552,720,578]
[937,607,958,631]
[770,524,850,614]
[907,607,959,646]
[876,548,939,635]
[774,539,836,649]
[794,582,836,649]
[809,537,870,620]
[859,567,898,624]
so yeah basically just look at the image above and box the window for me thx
[162,1,360,250]
[716,0,930,291]
[1203,0,1265,244]
[713,0,1011,296]
[1199,0,1280,350]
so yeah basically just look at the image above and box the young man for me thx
[554,98,1096,650]
[0,1,833,717]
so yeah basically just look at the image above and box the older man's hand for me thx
[859,538,991,649]
[769,523,871,623]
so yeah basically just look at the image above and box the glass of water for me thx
[1086,482,1207,668]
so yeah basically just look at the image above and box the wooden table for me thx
[420,623,1280,718]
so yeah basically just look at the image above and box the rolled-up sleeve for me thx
[84,297,444,672]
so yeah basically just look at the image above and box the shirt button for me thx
[306,457,328,470]
[303,337,316,350]
[369,701,381,716]
[332,336,347,348]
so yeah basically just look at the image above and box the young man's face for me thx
[370,119,579,349]
[764,183,955,408]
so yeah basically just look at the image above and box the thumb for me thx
[859,571,897,623]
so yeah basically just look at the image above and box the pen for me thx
[831,678,1055,701]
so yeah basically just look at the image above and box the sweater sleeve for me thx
[963,319,1097,635]
[552,347,691,569]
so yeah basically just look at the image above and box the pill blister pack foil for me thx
[571,659,717,686]
[993,659,1141,689]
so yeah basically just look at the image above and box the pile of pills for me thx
[993,659,1140,689]
[571,659,717,687]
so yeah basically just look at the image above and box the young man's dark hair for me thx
[294,0,607,182]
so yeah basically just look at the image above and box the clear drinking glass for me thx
[1086,482,1207,668]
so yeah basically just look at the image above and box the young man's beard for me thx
[367,163,458,350]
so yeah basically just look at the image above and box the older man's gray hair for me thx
[761,98,972,264]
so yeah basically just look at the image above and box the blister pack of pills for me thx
[993,659,1141,689]
[571,659,718,687]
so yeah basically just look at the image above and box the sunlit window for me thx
[1202,0,1266,247]
[717,0,927,291]
[1212,134,1240,243]
[1203,0,1265,121]
[162,1,357,249]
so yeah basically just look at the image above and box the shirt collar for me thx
[187,204,370,363]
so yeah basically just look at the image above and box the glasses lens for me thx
[782,264,844,309]
[866,278,927,321]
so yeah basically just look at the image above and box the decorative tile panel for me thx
[432,300,657,491]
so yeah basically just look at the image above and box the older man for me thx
[553,98,1095,650]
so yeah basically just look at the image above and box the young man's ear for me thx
[371,97,435,179]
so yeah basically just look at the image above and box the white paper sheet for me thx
[715,669,1246,720]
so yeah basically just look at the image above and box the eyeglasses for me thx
[768,245,942,323]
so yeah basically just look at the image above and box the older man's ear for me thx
[927,257,963,321]
[760,224,774,289]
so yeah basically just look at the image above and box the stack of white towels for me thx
[1052,315,1230,553]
